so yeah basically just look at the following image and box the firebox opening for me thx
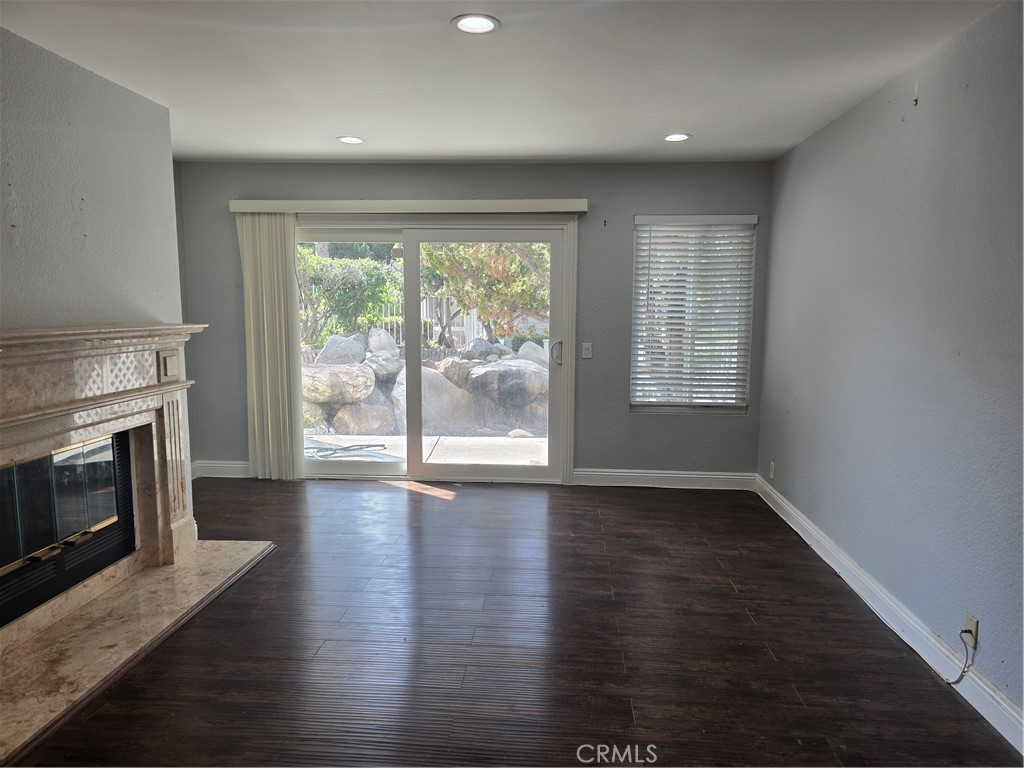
[0,431,136,627]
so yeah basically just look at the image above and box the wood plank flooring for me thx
[15,479,1020,766]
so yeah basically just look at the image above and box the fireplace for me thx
[0,323,279,765]
[0,324,206,638]
[0,431,135,626]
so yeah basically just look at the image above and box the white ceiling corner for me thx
[0,0,1001,162]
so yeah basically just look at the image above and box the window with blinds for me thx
[630,214,758,411]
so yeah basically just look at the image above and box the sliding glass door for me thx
[403,229,564,482]
[297,219,573,483]
[296,230,408,475]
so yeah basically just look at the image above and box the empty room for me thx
[0,1,1020,765]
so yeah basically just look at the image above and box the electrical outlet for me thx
[581,342,593,359]
[768,461,775,480]
[964,613,979,649]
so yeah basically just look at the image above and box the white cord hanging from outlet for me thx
[945,614,978,685]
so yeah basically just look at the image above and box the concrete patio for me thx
[304,434,548,466]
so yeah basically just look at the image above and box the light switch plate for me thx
[581,342,593,359]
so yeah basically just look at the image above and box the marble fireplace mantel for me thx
[0,324,274,762]
[0,324,207,579]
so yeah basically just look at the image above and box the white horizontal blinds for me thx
[631,215,758,407]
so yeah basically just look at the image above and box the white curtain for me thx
[235,212,304,480]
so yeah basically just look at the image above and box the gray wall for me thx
[759,2,1022,704]
[176,162,772,470]
[0,28,181,328]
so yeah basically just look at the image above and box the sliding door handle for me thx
[550,340,563,365]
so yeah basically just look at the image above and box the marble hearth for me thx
[0,325,272,762]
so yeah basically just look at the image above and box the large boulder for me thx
[367,328,399,355]
[473,396,548,436]
[459,337,515,361]
[516,340,548,368]
[465,358,548,409]
[303,401,329,432]
[393,366,479,435]
[363,350,404,393]
[301,363,375,404]
[436,357,481,390]
[315,334,366,365]
[519,399,549,434]
[331,386,396,436]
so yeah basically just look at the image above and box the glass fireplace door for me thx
[0,433,135,626]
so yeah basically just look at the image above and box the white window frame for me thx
[629,214,758,414]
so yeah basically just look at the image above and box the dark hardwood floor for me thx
[17,479,1019,766]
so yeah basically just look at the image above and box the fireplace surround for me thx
[0,324,206,639]
[0,324,275,763]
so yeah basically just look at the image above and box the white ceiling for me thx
[0,0,1000,162]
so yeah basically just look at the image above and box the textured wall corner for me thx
[0,27,182,329]
[759,2,1022,705]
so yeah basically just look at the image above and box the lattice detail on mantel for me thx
[73,358,105,399]
[73,352,157,400]
[107,352,156,392]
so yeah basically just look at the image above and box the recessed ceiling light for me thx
[452,14,501,34]
[664,133,691,142]
[336,135,364,144]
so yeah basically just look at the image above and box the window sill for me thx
[629,404,748,415]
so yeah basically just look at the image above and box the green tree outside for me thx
[420,242,550,344]
[296,243,402,346]
[296,240,550,348]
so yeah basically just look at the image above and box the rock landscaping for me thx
[301,329,549,437]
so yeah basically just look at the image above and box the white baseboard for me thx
[754,475,1023,754]
[191,460,252,479]
[574,468,757,491]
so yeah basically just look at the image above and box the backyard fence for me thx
[380,297,487,350]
